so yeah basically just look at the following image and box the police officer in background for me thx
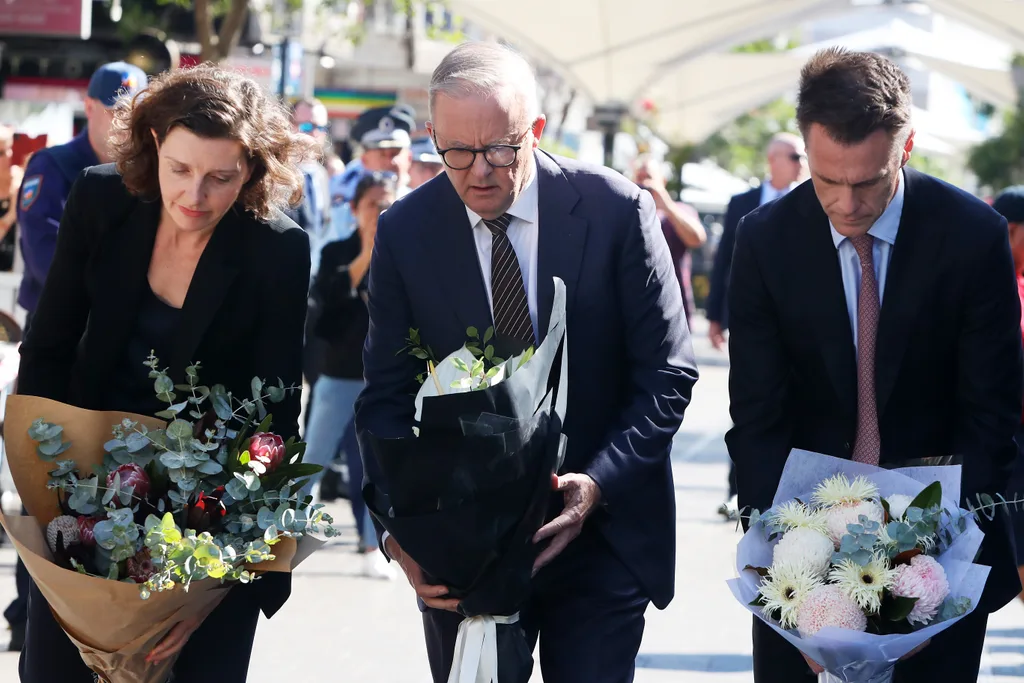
[408,136,444,190]
[329,105,414,242]
[4,61,147,652]
[17,61,148,330]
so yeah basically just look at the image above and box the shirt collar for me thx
[465,161,539,228]
[761,179,798,202]
[830,168,905,249]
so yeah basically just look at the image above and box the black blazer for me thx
[705,186,760,328]
[726,167,1023,612]
[18,163,311,617]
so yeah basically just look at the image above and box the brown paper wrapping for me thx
[0,395,321,683]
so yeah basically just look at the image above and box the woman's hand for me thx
[146,615,204,664]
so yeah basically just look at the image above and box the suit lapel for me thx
[797,188,858,418]
[419,178,493,336]
[88,198,160,383]
[875,168,942,418]
[168,206,244,381]
[535,151,586,340]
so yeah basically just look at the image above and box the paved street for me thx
[1,316,1024,681]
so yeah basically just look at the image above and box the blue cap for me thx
[350,105,414,150]
[87,61,148,108]
[410,137,442,165]
[993,186,1024,224]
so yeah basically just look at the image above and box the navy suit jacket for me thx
[354,151,698,609]
[705,186,760,328]
[726,168,1023,612]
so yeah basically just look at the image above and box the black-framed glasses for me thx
[432,132,525,170]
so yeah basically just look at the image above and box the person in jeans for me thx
[302,172,397,580]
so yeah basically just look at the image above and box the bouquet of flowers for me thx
[361,277,570,683]
[0,356,336,683]
[728,450,991,683]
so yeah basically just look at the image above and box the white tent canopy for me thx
[926,0,1024,54]
[643,52,807,144]
[445,0,851,106]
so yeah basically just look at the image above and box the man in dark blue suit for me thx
[728,48,1022,682]
[354,41,698,683]
[705,133,805,517]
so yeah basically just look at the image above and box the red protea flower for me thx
[107,463,151,501]
[126,548,156,584]
[77,516,98,547]
[186,486,227,532]
[248,433,286,473]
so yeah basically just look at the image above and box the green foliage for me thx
[31,354,336,597]
[538,137,578,159]
[690,98,800,180]
[967,54,1024,191]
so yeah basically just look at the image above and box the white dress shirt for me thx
[829,169,906,352]
[464,170,541,340]
[760,179,798,206]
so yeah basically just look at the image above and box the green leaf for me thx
[210,385,232,421]
[881,595,919,622]
[743,565,770,577]
[452,358,470,372]
[251,377,264,401]
[466,326,479,339]
[154,375,174,397]
[166,420,193,447]
[483,327,494,343]
[484,345,494,360]
[909,481,942,512]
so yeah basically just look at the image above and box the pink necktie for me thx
[851,234,881,465]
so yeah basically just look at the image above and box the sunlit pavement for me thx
[0,316,1022,681]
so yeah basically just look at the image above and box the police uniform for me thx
[328,105,414,245]
[16,61,147,321]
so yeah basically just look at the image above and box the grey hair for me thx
[429,41,541,123]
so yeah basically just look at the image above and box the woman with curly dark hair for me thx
[16,63,320,682]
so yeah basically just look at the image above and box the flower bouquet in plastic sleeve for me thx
[361,277,570,683]
[0,357,337,683]
[727,450,990,683]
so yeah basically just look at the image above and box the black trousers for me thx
[422,526,649,683]
[752,606,990,683]
[19,579,262,682]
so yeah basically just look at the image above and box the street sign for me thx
[0,0,92,40]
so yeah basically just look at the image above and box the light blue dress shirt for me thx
[829,169,906,352]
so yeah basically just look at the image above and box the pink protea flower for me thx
[796,584,867,637]
[76,516,98,547]
[890,555,950,625]
[107,463,150,501]
[248,433,286,473]
[823,501,884,547]
[126,548,156,584]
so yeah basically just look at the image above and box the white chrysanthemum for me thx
[812,474,879,508]
[830,554,898,614]
[760,564,824,630]
[772,501,829,535]
[773,527,835,577]
[885,494,915,521]
[824,501,885,547]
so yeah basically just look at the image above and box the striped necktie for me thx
[483,214,533,347]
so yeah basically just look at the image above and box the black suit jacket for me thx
[355,151,698,609]
[726,168,1023,612]
[706,186,760,328]
[17,163,311,618]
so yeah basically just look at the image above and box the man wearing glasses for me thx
[355,41,697,683]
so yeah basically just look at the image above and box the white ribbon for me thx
[446,612,520,683]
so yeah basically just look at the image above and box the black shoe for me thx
[7,620,24,651]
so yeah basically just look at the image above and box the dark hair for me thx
[352,172,397,208]
[796,47,911,144]
[110,63,322,220]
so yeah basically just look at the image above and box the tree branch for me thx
[194,0,216,62]
[217,0,251,62]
